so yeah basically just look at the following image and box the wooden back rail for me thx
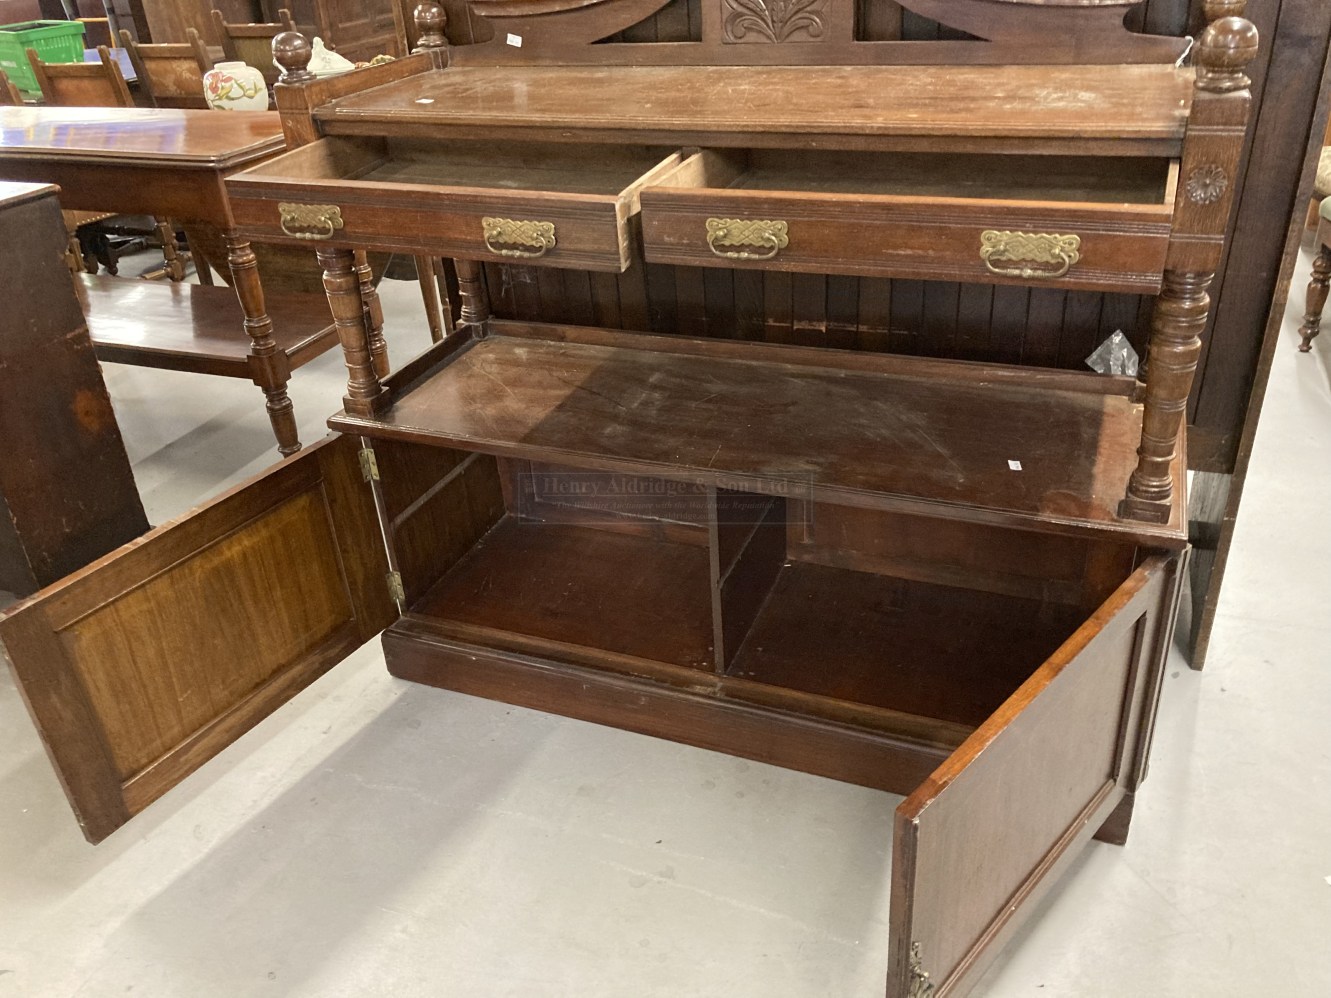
[26,45,133,108]
[265,0,1256,529]
[213,6,298,83]
[119,27,214,109]
[0,69,22,105]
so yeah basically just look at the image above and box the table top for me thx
[0,180,56,208]
[0,108,285,169]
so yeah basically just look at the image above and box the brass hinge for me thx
[909,942,935,998]
[386,571,405,604]
[358,445,380,482]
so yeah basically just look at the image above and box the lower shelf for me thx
[400,513,1086,750]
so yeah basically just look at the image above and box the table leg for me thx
[354,250,390,378]
[415,254,445,343]
[156,218,186,282]
[226,234,300,457]
[1299,243,1330,353]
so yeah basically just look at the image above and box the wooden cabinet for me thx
[0,182,148,598]
[0,2,1258,996]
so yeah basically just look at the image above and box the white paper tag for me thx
[414,98,434,104]
[1008,460,1023,472]
[506,33,523,47]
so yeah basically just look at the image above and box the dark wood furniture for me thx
[261,0,403,63]
[0,106,341,456]
[1299,200,1330,352]
[0,180,148,597]
[0,3,1258,997]
[211,6,294,84]
[118,26,212,108]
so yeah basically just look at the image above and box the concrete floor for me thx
[1,249,1328,997]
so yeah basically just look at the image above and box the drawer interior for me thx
[384,449,1140,743]
[248,135,685,200]
[668,149,1177,206]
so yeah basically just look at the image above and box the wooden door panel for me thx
[888,556,1173,998]
[0,436,394,844]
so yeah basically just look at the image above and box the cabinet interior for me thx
[377,441,1140,752]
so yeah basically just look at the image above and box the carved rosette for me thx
[722,0,827,44]
[1186,165,1229,205]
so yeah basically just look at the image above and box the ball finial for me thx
[273,30,315,84]
[413,2,448,52]
[1196,16,1260,93]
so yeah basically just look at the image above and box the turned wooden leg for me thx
[319,246,388,416]
[1121,270,1213,523]
[226,234,300,457]
[455,258,492,334]
[352,250,390,378]
[415,254,445,343]
[65,232,83,276]
[1299,244,1330,353]
[155,218,186,282]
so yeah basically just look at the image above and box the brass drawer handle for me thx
[482,217,557,259]
[278,202,344,241]
[706,218,789,261]
[980,230,1081,280]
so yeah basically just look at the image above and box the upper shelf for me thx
[329,322,1187,547]
[315,64,1196,154]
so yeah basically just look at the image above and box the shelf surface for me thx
[729,561,1083,728]
[81,275,337,376]
[411,514,715,670]
[332,324,1185,545]
[318,64,1193,151]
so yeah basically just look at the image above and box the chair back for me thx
[211,7,296,84]
[26,45,133,108]
[120,27,213,109]
[0,69,23,106]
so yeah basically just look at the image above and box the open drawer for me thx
[225,136,687,272]
[0,436,1181,998]
[640,150,1179,293]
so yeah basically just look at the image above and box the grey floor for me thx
[1,247,1328,997]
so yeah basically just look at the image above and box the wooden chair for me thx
[26,44,133,108]
[1300,199,1330,352]
[28,46,192,281]
[0,68,23,106]
[211,7,296,85]
[119,28,213,110]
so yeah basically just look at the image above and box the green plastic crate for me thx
[0,20,87,95]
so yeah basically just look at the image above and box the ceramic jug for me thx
[202,61,267,111]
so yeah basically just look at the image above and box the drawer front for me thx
[640,190,1172,293]
[229,184,632,272]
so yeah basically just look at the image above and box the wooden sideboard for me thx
[0,2,1258,996]
[0,181,147,597]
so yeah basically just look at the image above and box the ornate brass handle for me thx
[278,202,344,241]
[706,218,789,261]
[482,217,557,259]
[980,230,1081,280]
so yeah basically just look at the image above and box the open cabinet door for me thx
[888,556,1176,998]
[0,436,396,844]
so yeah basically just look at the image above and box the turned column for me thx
[319,246,388,416]
[227,234,300,456]
[155,218,186,282]
[1300,244,1330,353]
[353,250,390,377]
[1121,2,1258,522]
[454,259,492,335]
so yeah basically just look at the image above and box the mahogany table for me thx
[0,106,328,456]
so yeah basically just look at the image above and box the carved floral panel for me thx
[722,0,829,44]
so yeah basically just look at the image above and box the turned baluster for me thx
[1300,244,1330,353]
[1121,1,1259,522]
[319,246,389,416]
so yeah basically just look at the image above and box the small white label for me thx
[1008,460,1023,472]
[414,97,434,104]
[506,32,523,47]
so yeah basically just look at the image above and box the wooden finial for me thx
[1195,14,1259,93]
[413,2,448,52]
[273,30,316,85]
[1202,0,1247,21]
